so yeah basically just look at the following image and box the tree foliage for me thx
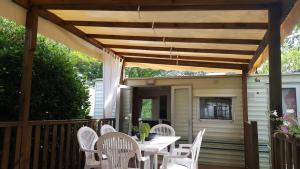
[0,17,96,121]
[259,23,300,74]
[125,67,206,78]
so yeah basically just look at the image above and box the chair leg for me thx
[84,164,90,169]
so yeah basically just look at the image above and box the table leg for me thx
[154,154,158,169]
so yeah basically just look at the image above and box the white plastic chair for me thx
[77,126,108,169]
[160,129,206,169]
[97,132,150,169]
[150,124,176,154]
[100,124,117,135]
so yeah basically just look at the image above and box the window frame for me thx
[281,84,300,120]
[196,96,236,122]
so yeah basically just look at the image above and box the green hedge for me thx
[0,17,95,121]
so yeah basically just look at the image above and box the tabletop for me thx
[136,136,181,153]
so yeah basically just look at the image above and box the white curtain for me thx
[103,49,123,118]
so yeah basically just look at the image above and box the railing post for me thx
[18,6,38,169]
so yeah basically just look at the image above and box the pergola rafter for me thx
[14,0,289,71]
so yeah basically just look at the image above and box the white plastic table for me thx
[137,136,181,169]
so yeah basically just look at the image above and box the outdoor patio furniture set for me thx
[77,124,205,169]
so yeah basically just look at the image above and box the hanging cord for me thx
[162,36,166,47]
[176,55,179,65]
[169,47,173,59]
[137,5,141,19]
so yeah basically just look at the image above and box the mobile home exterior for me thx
[92,73,300,169]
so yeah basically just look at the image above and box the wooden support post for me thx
[242,68,249,169]
[269,3,283,124]
[269,3,282,169]
[18,7,38,169]
[242,69,249,123]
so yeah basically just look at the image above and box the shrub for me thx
[0,17,90,121]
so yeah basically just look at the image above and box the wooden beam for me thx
[29,0,279,5]
[18,7,38,169]
[13,0,277,10]
[88,34,262,45]
[67,21,268,30]
[35,4,270,10]
[247,32,268,72]
[242,68,249,169]
[125,57,243,69]
[108,45,255,55]
[118,52,250,63]
[242,69,249,122]
[269,4,282,117]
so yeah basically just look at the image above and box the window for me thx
[200,97,232,120]
[141,99,152,119]
[282,88,297,116]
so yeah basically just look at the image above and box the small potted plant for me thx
[267,110,300,138]
[139,123,151,143]
[132,126,139,136]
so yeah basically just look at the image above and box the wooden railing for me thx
[0,118,115,169]
[244,121,259,169]
[272,132,300,169]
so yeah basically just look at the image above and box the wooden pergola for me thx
[5,0,300,168]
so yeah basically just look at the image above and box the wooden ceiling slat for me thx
[88,34,261,45]
[125,57,244,70]
[35,4,271,10]
[67,21,268,29]
[118,52,250,63]
[108,45,255,55]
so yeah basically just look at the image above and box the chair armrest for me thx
[80,148,98,153]
[178,144,192,149]
[140,156,150,162]
[173,148,190,157]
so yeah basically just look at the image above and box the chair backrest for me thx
[97,132,143,169]
[77,126,98,160]
[150,124,175,136]
[190,129,205,169]
[101,124,117,135]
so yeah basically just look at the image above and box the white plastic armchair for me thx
[97,132,150,169]
[160,129,206,169]
[100,124,117,135]
[77,126,108,169]
[150,124,176,154]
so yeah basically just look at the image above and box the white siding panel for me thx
[94,80,104,118]
[173,88,190,141]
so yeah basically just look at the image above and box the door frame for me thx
[171,86,193,143]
